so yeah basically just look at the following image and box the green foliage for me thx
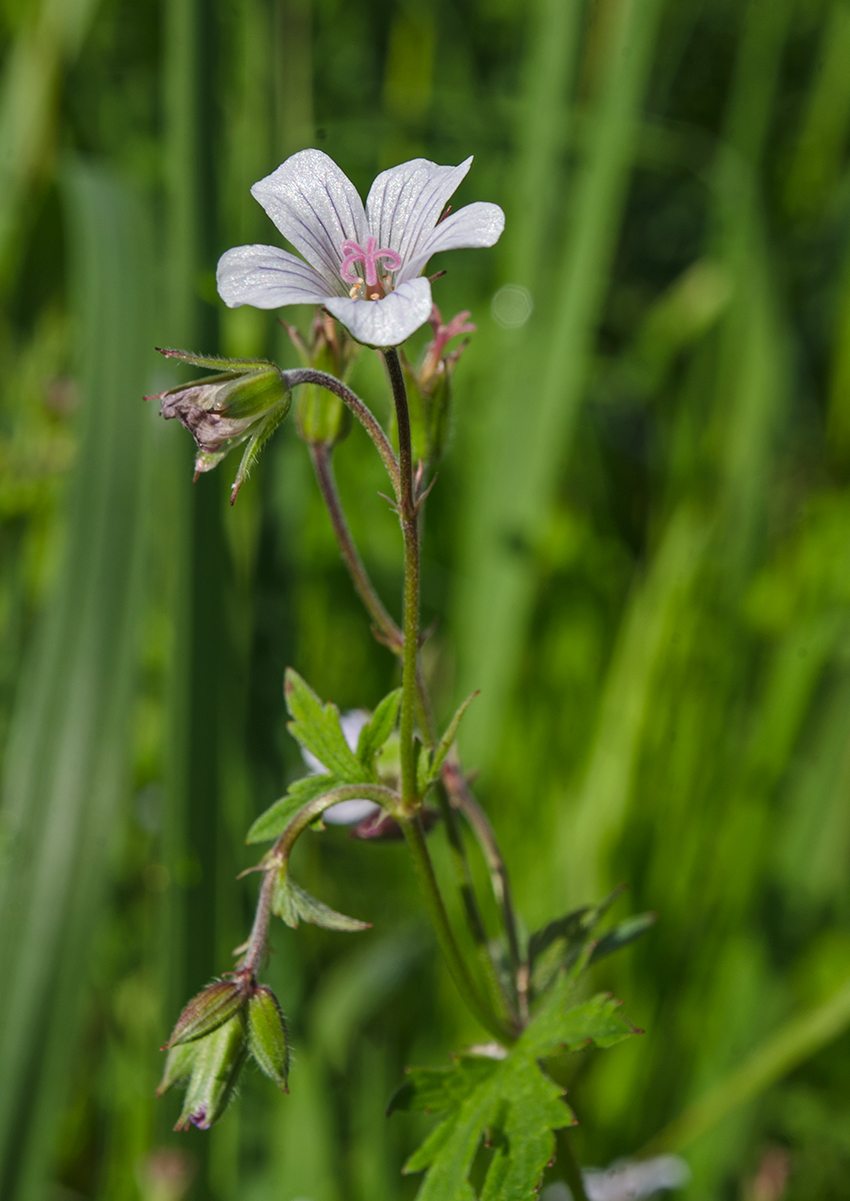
[284,667,373,782]
[356,687,402,770]
[273,869,372,932]
[418,691,478,792]
[246,772,338,843]
[395,977,635,1200]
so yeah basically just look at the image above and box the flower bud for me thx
[164,979,245,1048]
[286,310,355,447]
[402,306,475,466]
[147,349,292,501]
[247,985,290,1091]
[173,1014,248,1131]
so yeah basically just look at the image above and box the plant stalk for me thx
[384,347,420,812]
[287,367,401,497]
[309,442,403,651]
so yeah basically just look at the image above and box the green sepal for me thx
[284,669,368,782]
[357,688,402,770]
[174,1014,248,1131]
[418,691,479,792]
[156,347,279,372]
[231,394,292,503]
[272,869,371,932]
[246,773,337,843]
[157,1040,200,1096]
[247,985,290,1091]
[165,980,245,1047]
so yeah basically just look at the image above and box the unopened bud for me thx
[173,1014,247,1131]
[402,306,475,466]
[286,310,355,447]
[165,980,245,1047]
[247,985,290,1091]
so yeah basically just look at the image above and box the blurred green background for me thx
[2,0,850,1197]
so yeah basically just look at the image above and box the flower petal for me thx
[366,157,473,270]
[322,800,381,826]
[397,202,505,284]
[324,277,433,347]
[216,244,331,308]
[250,150,368,289]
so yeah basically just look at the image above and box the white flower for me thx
[216,149,505,348]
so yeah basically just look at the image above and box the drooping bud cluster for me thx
[158,974,289,1130]
[401,305,475,466]
[285,310,357,447]
[146,349,292,502]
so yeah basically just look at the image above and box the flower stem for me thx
[309,442,403,652]
[555,1129,590,1201]
[400,814,513,1044]
[384,348,419,812]
[307,434,512,1022]
[286,367,401,497]
[384,346,512,1042]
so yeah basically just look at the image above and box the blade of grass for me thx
[455,0,667,768]
[0,160,155,1200]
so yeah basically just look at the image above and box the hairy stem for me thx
[307,430,511,1020]
[287,367,401,497]
[310,442,403,651]
[555,1129,590,1201]
[400,815,513,1044]
[240,783,398,975]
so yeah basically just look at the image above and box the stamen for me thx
[340,237,401,298]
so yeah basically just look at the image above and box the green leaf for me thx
[284,669,368,782]
[400,973,636,1199]
[418,691,479,792]
[357,688,402,769]
[589,912,657,966]
[388,1056,499,1116]
[272,871,371,932]
[246,773,337,843]
[528,886,628,995]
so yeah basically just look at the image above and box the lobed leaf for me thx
[284,669,368,782]
[246,773,337,843]
[272,870,371,932]
[401,972,637,1199]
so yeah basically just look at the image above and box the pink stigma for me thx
[340,237,401,288]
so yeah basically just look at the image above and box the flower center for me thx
[340,237,401,301]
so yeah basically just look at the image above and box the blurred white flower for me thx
[217,149,504,347]
[541,1155,689,1201]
